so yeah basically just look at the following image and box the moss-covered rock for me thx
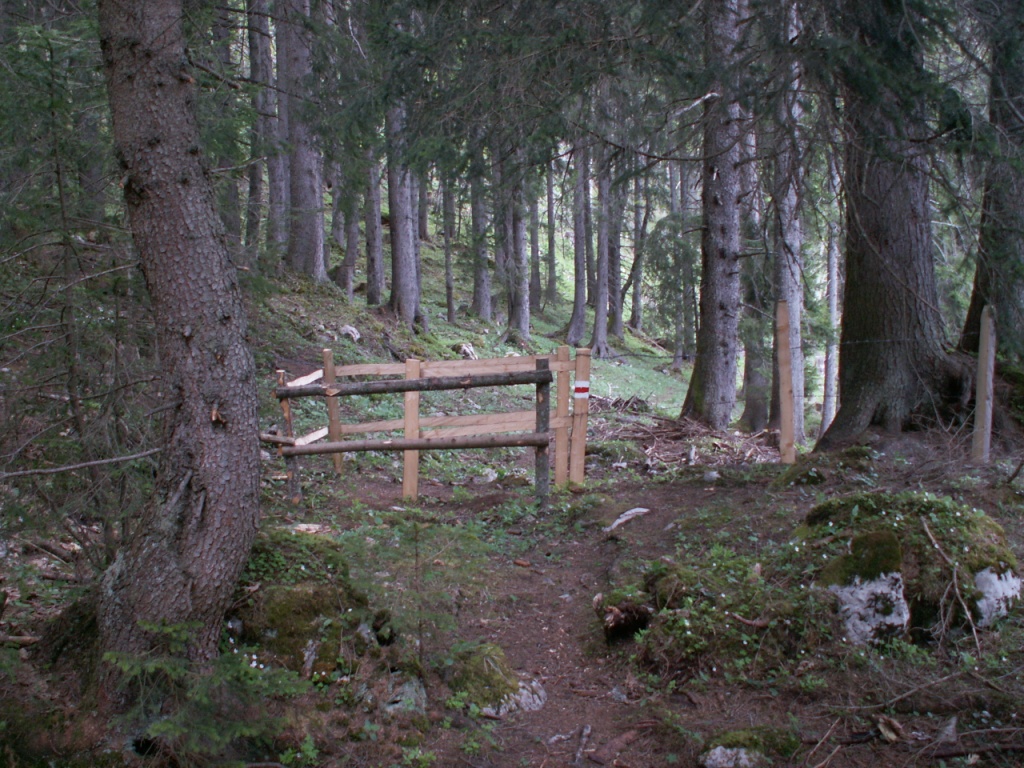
[447,643,520,709]
[708,726,800,758]
[804,491,1020,637]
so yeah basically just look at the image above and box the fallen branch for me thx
[921,518,981,654]
[725,611,771,629]
[0,634,40,647]
[573,724,592,766]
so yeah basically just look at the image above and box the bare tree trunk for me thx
[282,0,327,281]
[266,0,289,268]
[387,104,419,329]
[820,158,841,437]
[529,189,541,312]
[627,171,650,331]
[243,0,271,270]
[364,149,384,306]
[607,168,628,340]
[211,4,241,252]
[566,142,588,347]
[589,143,611,357]
[508,177,530,340]
[442,175,456,322]
[469,169,492,321]
[680,0,746,429]
[545,160,558,304]
[768,0,806,443]
[96,0,259,697]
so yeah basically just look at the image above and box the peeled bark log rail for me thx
[263,346,591,503]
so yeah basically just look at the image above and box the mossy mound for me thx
[231,527,389,676]
[708,725,801,759]
[636,549,842,676]
[447,643,520,709]
[804,491,1019,632]
[771,446,875,489]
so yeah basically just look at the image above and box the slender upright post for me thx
[972,305,996,464]
[277,369,303,503]
[554,346,571,485]
[569,347,591,484]
[323,349,343,473]
[776,302,796,464]
[535,358,551,504]
[403,358,421,499]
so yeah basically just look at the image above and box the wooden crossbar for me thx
[266,346,590,503]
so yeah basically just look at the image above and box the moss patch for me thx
[447,643,519,709]
[819,531,903,587]
[709,725,800,758]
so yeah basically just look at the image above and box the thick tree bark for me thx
[960,0,1024,362]
[818,0,963,448]
[680,0,746,430]
[96,0,260,692]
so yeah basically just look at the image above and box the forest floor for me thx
[259,418,1024,768]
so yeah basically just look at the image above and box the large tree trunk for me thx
[767,0,806,443]
[282,0,327,281]
[680,0,746,430]
[818,0,963,448]
[96,0,260,694]
[960,0,1024,362]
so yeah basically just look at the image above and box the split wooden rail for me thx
[262,346,591,502]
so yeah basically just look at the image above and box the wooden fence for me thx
[262,346,591,502]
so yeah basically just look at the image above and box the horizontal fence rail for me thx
[263,346,591,503]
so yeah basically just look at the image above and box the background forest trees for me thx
[0,0,1020,727]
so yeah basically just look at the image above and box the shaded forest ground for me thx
[2,276,1023,767]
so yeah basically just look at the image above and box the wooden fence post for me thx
[535,358,550,504]
[277,369,303,504]
[569,347,591,484]
[776,302,796,465]
[972,305,996,464]
[323,349,343,474]
[554,345,571,486]
[403,358,421,499]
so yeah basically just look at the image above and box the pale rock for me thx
[973,567,1021,627]
[828,572,910,644]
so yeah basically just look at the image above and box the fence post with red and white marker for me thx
[569,347,592,485]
